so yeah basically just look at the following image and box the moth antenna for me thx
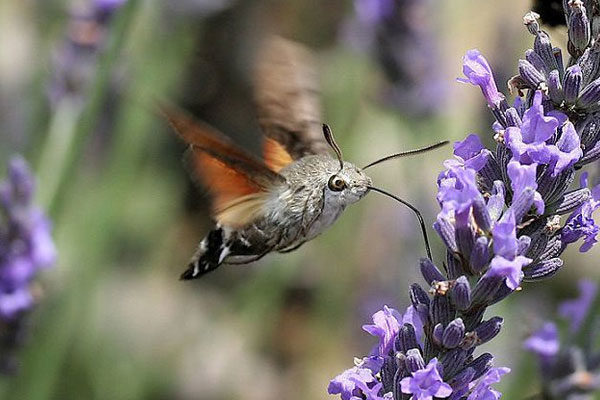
[362,140,449,170]
[367,186,433,261]
[322,124,344,170]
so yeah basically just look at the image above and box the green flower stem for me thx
[35,0,139,220]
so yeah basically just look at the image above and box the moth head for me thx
[321,124,371,205]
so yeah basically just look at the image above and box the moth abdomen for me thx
[180,227,227,280]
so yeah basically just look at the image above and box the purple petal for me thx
[459,49,504,108]
[486,255,530,290]
[492,210,517,259]
[549,121,583,176]
[0,288,33,320]
[362,305,402,356]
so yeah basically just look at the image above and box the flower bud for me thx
[434,216,458,253]
[517,235,532,256]
[471,274,504,306]
[430,294,454,327]
[568,0,591,53]
[470,236,490,274]
[555,188,591,214]
[409,283,430,322]
[443,318,465,348]
[534,31,559,72]
[474,316,503,344]
[523,11,541,35]
[519,59,545,88]
[547,70,564,103]
[578,77,600,108]
[523,257,563,280]
[510,187,535,223]
[472,197,492,232]
[525,49,547,75]
[404,348,425,373]
[420,258,445,285]
[432,323,444,346]
[451,276,471,311]
[396,323,420,353]
[564,65,583,103]
[505,107,522,128]
[465,353,494,380]
[439,347,469,378]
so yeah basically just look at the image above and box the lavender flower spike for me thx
[0,157,56,319]
[458,49,505,109]
[0,156,56,373]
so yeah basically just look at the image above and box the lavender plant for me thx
[524,279,600,399]
[329,3,600,399]
[48,0,127,105]
[0,157,56,373]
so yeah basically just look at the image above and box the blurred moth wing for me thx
[254,36,330,159]
[162,106,290,228]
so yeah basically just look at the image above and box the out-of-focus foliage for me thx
[0,0,598,399]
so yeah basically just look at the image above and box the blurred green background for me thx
[0,0,596,399]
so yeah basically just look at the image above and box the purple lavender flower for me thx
[328,364,381,400]
[458,49,505,108]
[492,211,518,259]
[525,279,600,398]
[437,166,482,217]
[400,358,453,400]
[330,5,600,398]
[0,157,56,319]
[485,255,530,290]
[523,322,560,358]
[561,174,600,252]
[558,279,598,333]
[0,156,56,374]
[448,134,492,172]
[466,367,510,400]
[363,305,402,356]
[506,160,544,215]
[48,0,128,105]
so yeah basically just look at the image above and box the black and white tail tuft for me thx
[180,227,229,280]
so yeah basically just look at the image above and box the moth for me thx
[164,37,447,280]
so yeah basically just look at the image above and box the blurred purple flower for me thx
[343,0,446,116]
[400,358,453,400]
[0,157,56,319]
[355,0,394,25]
[458,49,505,108]
[523,322,560,358]
[558,279,598,333]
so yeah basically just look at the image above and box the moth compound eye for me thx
[328,175,346,191]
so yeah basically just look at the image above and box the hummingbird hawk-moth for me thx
[164,37,447,280]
